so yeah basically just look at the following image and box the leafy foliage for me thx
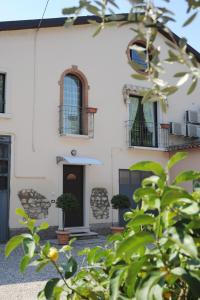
[56,193,79,210]
[5,152,200,299]
[61,0,200,109]
[111,194,131,209]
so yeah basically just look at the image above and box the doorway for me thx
[63,165,83,227]
[0,136,11,242]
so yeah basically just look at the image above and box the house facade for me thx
[0,16,200,241]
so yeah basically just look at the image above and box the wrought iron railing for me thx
[125,121,169,148]
[126,121,200,150]
[59,105,95,138]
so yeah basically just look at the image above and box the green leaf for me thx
[136,272,165,300]
[167,152,187,170]
[44,278,60,299]
[5,235,25,257]
[20,255,30,273]
[169,228,198,258]
[131,74,148,80]
[116,232,154,259]
[174,72,188,77]
[92,24,102,37]
[23,238,35,258]
[86,4,100,16]
[134,187,158,203]
[16,208,29,220]
[183,12,198,27]
[130,161,165,177]
[64,256,77,279]
[110,269,124,300]
[174,170,200,184]
[36,260,50,272]
[162,86,178,95]
[62,7,77,15]
[37,222,49,232]
[161,186,192,208]
[142,176,160,187]
[126,257,146,297]
[127,215,155,228]
[187,78,198,95]
[176,73,190,86]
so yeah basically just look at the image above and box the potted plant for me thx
[56,193,79,245]
[160,123,170,129]
[111,194,131,234]
[86,107,98,114]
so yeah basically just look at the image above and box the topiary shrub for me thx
[56,193,79,230]
[111,194,130,209]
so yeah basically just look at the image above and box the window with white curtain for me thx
[129,95,157,147]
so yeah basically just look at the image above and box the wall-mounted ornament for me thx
[18,189,51,219]
[90,188,110,220]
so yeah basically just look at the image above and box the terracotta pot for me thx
[160,123,170,129]
[56,230,70,245]
[86,107,98,114]
[111,226,124,234]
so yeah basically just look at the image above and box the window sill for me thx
[60,133,90,139]
[128,146,167,151]
[0,113,12,119]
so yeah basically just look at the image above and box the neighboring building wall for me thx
[0,23,199,231]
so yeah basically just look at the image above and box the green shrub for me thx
[111,194,130,209]
[5,152,200,299]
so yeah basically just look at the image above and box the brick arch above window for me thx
[59,65,89,107]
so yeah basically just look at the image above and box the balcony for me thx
[59,105,96,138]
[126,121,200,151]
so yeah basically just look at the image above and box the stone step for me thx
[70,231,98,240]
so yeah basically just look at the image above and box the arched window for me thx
[63,74,82,134]
[59,66,89,136]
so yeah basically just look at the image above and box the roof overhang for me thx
[56,156,103,165]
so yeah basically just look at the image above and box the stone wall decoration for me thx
[90,188,110,220]
[18,189,51,219]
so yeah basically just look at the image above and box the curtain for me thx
[129,96,139,124]
[143,102,155,145]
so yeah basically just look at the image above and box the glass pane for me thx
[119,170,130,185]
[130,171,141,186]
[0,161,8,174]
[131,48,147,71]
[63,75,81,134]
[0,144,8,159]
[0,176,7,190]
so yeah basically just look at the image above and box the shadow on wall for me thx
[18,189,51,219]
[90,188,110,220]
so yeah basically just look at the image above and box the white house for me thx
[0,15,200,241]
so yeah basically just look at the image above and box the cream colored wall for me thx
[0,24,199,228]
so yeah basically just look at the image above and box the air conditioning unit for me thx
[186,124,200,138]
[186,110,200,124]
[170,122,183,135]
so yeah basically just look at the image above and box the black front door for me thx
[63,165,83,227]
[0,136,11,242]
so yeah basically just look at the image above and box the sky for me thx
[0,0,199,51]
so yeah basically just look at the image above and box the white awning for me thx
[56,156,103,165]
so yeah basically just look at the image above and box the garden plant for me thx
[5,152,200,299]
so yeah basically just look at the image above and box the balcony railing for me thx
[125,121,200,150]
[59,105,95,138]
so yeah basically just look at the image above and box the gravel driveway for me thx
[0,237,106,300]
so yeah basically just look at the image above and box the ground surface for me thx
[0,236,106,300]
